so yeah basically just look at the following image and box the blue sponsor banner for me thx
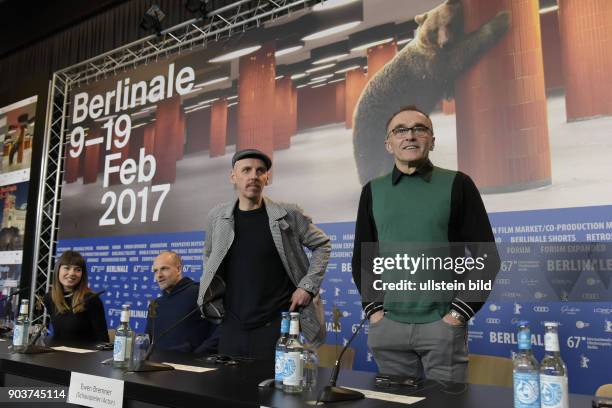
[57,205,612,395]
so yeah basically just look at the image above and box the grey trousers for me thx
[367,316,469,382]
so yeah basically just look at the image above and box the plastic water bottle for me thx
[274,312,290,389]
[113,304,134,368]
[540,322,569,408]
[12,299,30,352]
[513,321,540,408]
[283,312,304,393]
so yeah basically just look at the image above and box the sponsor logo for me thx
[334,287,341,297]
[575,321,589,329]
[533,306,550,313]
[486,318,501,324]
[328,278,342,283]
[594,307,612,315]
[495,278,510,285]
[319,288,326,294]
[582,293,600,300]
[490,331,544,346]
[502,291,521,298]
[367,352,373,362]
[586,278,600,286]
[468,317,475,326]
[347,289,359,295]
[551,279,572,285]
[489,303,501,312]
[561,306,580,315]
[606,320,612,333]
[580,355,590,369]
[514,303,522,315]
[534,292,547,300]
[521,278,538,286]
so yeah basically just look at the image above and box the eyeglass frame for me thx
[386,124,433,139]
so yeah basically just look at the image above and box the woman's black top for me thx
[43,292,109,344]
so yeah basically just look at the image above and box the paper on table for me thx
[52,346,98,353]
[162,362,217,373]
[345,388,425,405]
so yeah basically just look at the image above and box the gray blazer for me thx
[197,197,330,346]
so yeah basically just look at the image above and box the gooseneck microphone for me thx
[317,315,368,403]
[131,305,200,372]
[70,290,107,311]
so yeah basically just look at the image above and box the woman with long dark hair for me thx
[43,250,109,343]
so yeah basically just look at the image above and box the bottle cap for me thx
[543,321,558,328]
[290,312,300,317]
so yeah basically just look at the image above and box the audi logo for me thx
[533,306,550,312]
[486,318,501,324]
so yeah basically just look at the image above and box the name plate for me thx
[68,372,124,408]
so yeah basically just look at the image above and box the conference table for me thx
[0,339,596,407]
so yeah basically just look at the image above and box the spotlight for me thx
[140,5,166,35]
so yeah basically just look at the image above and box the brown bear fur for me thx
[353,0,510,185]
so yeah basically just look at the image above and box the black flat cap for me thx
[232,149,272,170]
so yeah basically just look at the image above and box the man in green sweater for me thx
[351,105,499,382]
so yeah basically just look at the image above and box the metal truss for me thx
[30,0,320,323]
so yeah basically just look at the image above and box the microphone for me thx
[130,305,200,372]
[70,290,106,311]
[317,315,368,403]
[8,287,30,298]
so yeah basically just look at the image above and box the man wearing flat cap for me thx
[197,149,330,360]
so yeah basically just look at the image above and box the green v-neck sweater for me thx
[371,167,456,323]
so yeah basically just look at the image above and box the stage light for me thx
[140,5,166,35]
[291,73,307,80]
[311,83,327,88]
[397,37,412,46]
[313,0,360,12]
[328,77,345,84]
[275,45,304,57]
[334,65,360,74]
[226,95,238,100]
[275,75,285,80]
[311,41,350,65]
[310,74,334,82]
[302,21,361,41]
[296,84,308,89]
[228,102,238,107]
[351,37,393,52]
[539,5,558,14]
[306,63,336,73]
[209,45,262,62]
[195,76,230,87]
[349,23,396,52]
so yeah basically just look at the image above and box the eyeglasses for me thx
[387,125,432,139]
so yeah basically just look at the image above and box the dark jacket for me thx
[146,277,219,353]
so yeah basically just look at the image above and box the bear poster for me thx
[55,0,612,394]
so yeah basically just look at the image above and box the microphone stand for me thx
[316,316,367,403]
[18,325,55,354]
[130,306,201,372]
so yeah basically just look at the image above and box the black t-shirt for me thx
[43,292,109,344]
[220,204,296,329]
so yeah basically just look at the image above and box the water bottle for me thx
[540,322,569,408]
[113,304,134,368]
[131,333,151,369]
[513,321,540,408]
[12,299,30,352]
[274,312,290,389]
[301,346,319,390]
[283,312,304,394]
